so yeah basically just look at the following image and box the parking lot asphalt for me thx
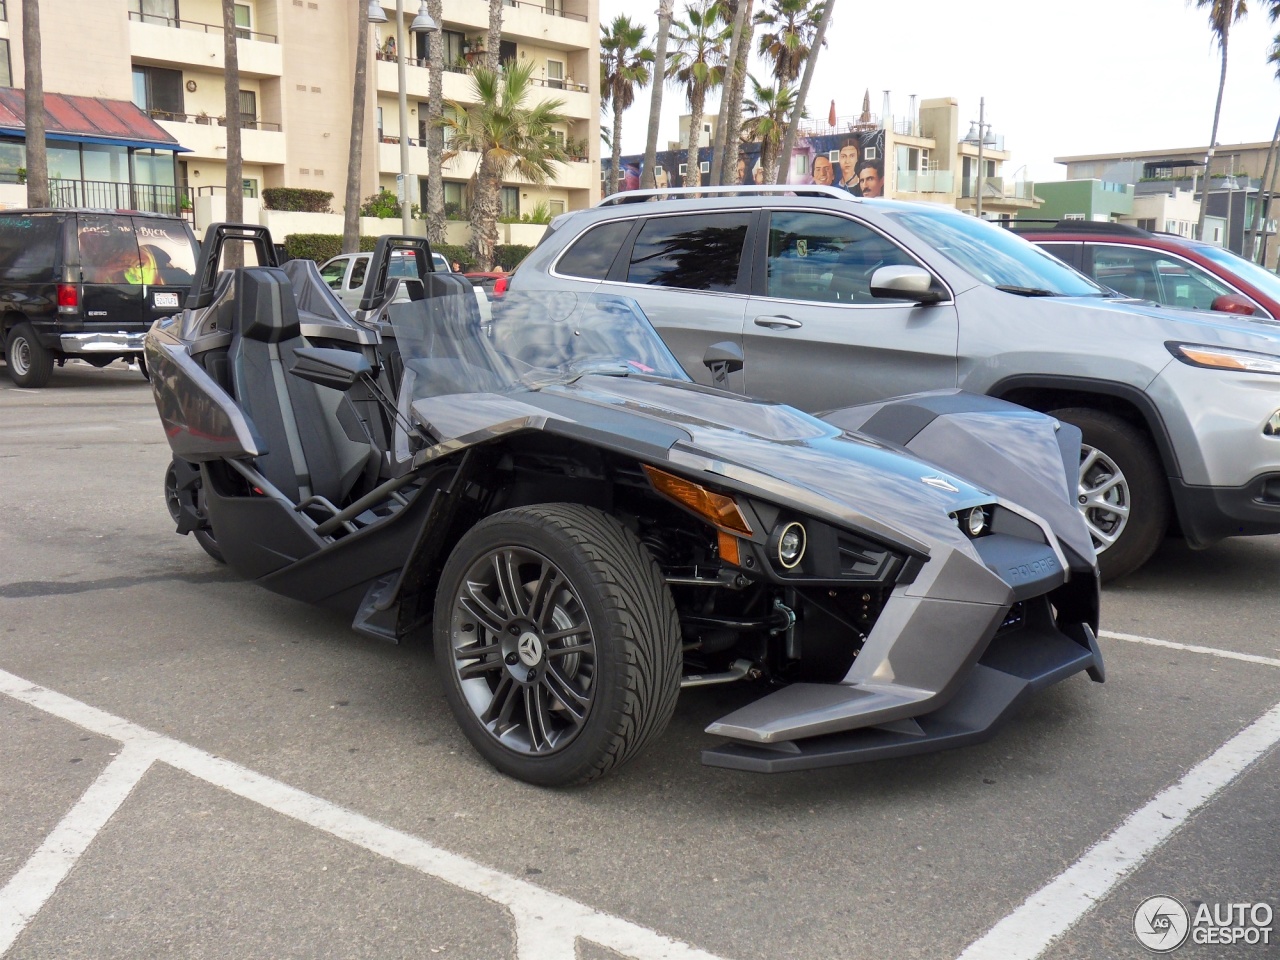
[1,362,1277,960]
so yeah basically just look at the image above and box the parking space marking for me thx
[0,669,730,960]
[1100,629,1280,669]
[955,697,1280,960]
[0,744,157,955]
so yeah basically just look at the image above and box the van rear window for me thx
[77,216,197,286]
[0,215,63,282]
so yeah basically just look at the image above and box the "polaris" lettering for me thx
[1008,556,1057,580]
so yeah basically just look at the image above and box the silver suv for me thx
[511,186,1280,580]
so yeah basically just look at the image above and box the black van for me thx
[0,209,200,387]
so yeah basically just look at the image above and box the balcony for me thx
[128,12,282,78]
[377,141,592,189]
[378,58,592,119]
[50,178,185,216]
[896,170,955,195]
[156,116,286,166]
[437,0,592,47]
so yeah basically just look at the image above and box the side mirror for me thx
[702,341,744,386]
[870,265,945,304]
[290,346,372,391]
[1211,293,1258,317]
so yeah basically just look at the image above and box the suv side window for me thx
[765,211,918,304]
[556,219,633,280]
[0,214,63,282]
[347,257,369,290]
[77,215,144,284]
[626,213,750,292]
[1088,244,1247,312]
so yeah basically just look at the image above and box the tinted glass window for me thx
[1090,244,1246,313]
[556,220,632,280]
[320,260,346,288]
[78,215,144,284]
[627,213,750,291]
[133,218,197,285]
[766,211,919,304]
[348,257,368,289]
[0,214,62,282]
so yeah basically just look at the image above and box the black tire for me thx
[1050,407,1169,582]
[163,459,225,564]
[435,503,681,786]
[5,322,54,388]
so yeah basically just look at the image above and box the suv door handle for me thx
[754,315,803,329]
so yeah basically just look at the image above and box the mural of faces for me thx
[857,160,884,198]
[812,155,834,186]
[838,141,861,187]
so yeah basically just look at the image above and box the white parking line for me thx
[1100,629,1280,669]
[0,669,729,960]
[956,698,1280,960]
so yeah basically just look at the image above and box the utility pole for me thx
[975,97,985,220]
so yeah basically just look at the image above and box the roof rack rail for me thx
[596,184,857,206]
[1007,218,1151,237]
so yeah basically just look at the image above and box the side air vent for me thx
[837,535,900,581]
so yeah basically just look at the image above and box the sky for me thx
[600,0,1280,182]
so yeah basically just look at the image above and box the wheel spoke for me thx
[544,624,590,642]
[1085,515,1119,548]
[1086,497,1128,518]
[544,664,590,717]
[492,551,527,618]
[458,654,505,680]
[1078,447,1100,480]
[545,642,593,659]
[524,683,555,751]
[453,638,501,660]
[480,675,519,727]
[461,584,506,634]
[528,567,560,629]
[1086,473,1124,497]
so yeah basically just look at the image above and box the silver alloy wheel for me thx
[1077,444,1130,553]
[449,546,596,756]
[9,334,30,377]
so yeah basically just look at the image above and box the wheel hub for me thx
[516,631,543,667]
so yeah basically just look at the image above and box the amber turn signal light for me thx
[642,465,753,535]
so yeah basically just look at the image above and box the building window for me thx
[238,90,257,129]
[234,3,251,39]
[1137,218,1156,232]
[699,161,709,173]
[1063,213,1085,221]
[548,199,565,216]
[678,163,687,176]
[0,40,10,88]
[132,66,185,119]
[441,29,465,69]
[443,180,466,219]
[500,186,519,219]
[129,0,179,25]
[242,178,258,198]
[546,59,564,90]
[0,2,7,23]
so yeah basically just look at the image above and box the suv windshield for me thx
[1196,243,1280,306]
[392,290,688,402]
[893,210,1108,297]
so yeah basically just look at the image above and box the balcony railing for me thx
[377,52,588,92]
[958,176,1035,201]
[150,110,282,131]
[501,0,588,21]
[896,170,954,194]
[127,10,278,43]
[50,178,183,215]
[796,113,882,136]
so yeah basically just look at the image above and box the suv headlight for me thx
[1166,342,1280,375]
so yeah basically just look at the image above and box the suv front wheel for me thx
[1051,407,1169,581]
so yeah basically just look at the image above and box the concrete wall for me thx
[10,0,133,100]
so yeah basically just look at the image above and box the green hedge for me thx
[281,234,525,272]
[262,188,334,213]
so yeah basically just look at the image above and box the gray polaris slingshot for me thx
[148,225,1104,786]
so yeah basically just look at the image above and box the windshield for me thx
[1195,244,1280,307]
[391,289,689,404]
[893,210,1109,297]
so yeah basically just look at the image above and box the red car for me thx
[1015,220,1280,319]
[463,271,509,299]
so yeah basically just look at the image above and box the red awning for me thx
[0,90,187,152]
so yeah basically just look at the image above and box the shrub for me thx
[493,244,532,270]
[435,243,475,270]
[360,188,401,218]
[262,188,334,213]
[282,233,344,263]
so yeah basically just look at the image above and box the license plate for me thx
[153,291,180,308]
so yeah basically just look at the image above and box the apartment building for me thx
[0,0,599,232]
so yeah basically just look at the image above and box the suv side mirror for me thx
[1211,293,1257,317]
[870,265,945,304]
[290,346,372,391]
[702,341,744,386]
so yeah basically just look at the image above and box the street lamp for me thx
[370,2,438,232]
[964,97,996,218]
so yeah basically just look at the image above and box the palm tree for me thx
[740,76,796,183]
[600,16,653,196]
[441,60,569,269]
[754,0,823,82]
[719,0,755,184]
[424,0,447,246]
[669,0,730,189]
[709,0,752,186]
[21,0,48,208]
[774,0,832,183]
[640,0,675,189]
[484,0,503,72]
[344,0,372,253]
[1247,19,1280,260]
[222,0,244,267]
[1192,0,1249,241]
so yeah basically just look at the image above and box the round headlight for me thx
[966,506,988,537]
[775,521,806,569]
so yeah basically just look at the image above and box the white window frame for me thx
[678,163,688,176]
[699,160,709,173]
[546,59,565,90]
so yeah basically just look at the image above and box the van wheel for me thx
[5,323,54,388]
[1050,407,1169,581]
